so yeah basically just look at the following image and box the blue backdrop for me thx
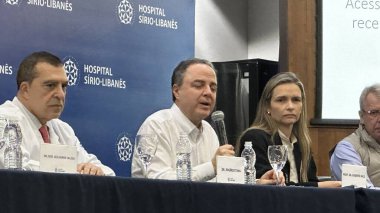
[0,0,195,176]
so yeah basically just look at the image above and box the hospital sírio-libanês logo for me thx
[117,0,134,24]
[116,133,133,162]
[4,0,22,6]
[63,56,80,86]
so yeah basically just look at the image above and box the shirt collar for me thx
[171,103,202,141]
[13,96,44,129]
[278,129,297,145]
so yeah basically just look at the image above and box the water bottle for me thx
[3,120,22,170]
[176,133,192,181]
[241,141,256,184]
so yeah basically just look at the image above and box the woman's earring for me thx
[267,111,271,115]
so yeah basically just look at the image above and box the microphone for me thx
[211,111,229,145]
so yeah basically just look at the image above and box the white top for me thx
[278,130,299,183]
[131,104,219,181]
[0,97,115,176]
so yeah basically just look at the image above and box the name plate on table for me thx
[40,143,77,173]
[216,156,244,184]
[342,164,367,188]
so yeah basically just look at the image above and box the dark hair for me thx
[171,58,215,101]
[16,51,63,89]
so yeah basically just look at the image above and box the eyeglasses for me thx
[362,109,380,118]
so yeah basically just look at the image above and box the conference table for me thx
[0,170,379,213]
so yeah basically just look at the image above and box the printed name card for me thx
[216,156,244,184]
[40,143,77,173]
[341,164,367,188]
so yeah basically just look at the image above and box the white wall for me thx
[195,0,279,61]
[248,0,279,61]
[194,0,248,62]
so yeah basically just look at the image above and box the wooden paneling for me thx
[310,127,355,175]
[280,0,358,175]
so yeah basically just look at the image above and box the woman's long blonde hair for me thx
[237,72,312,182]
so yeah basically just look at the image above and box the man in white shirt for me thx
[132,58,282,184]
[0,51,115,176]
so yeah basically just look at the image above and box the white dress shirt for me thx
[131,104,219,181]
[0,97,115,176]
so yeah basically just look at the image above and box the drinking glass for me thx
[135,134,158,176]
[267,145,288,185]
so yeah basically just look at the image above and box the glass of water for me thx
[267,145,288,185]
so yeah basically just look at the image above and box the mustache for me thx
[49,101,64,106]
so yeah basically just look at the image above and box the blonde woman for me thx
[236,72,340,187]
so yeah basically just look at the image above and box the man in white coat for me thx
[0,51,115,176]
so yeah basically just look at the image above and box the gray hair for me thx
[359,83,380,110]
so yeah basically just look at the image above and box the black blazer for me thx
[239,128,318,187]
